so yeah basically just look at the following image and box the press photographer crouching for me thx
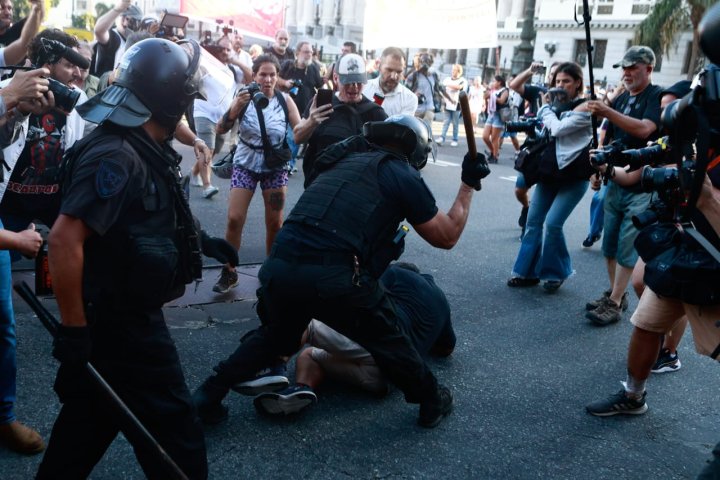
[507,62,595,292]
[585,53,720,458]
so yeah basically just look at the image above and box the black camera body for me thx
[240,82,269,109]
[589,141,626,168]
[289,79,303,98]
[35,38,84,113]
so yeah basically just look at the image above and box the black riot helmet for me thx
[77,38,204,130]
[363,115,433,170]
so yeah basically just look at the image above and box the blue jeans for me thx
[512,180,589,281]
[286,125,298,170]
[440,109,460,142]
[0,219,16,425]
[588,183,606,238]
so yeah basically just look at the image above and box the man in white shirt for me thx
[363,47,418,117]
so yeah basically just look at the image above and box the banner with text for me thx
[363,0,498,49]
[180,0,285,40]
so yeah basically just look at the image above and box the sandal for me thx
[507,277,540,287]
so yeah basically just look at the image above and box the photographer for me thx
[584,46,663,326]
[510,61,560,231]
[406,52,446,133]
[0,29,89,235]
[278,41,323,173]
[0,64,49,455]
[212,54,301,294]
[507,62,594,292]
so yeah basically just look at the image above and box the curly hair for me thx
[28,28,80,66]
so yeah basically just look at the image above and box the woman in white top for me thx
[213,54,301,293]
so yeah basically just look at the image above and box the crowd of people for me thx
[0,0,718,478]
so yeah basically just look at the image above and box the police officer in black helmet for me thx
[37,38,237,479]
[194,114,490,428]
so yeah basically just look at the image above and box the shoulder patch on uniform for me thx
[95,159,129,199]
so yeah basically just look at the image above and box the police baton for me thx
[459,90,481,190]
[13,281,190,480]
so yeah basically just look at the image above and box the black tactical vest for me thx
[287,149,401,268]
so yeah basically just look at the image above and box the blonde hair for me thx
[249,44,263,59]
[453,64,464,76]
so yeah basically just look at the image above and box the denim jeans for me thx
[440,109,460,142]
[512,180,589,281]
[588,183,606,238]
[286,124,298,170]
[0,219,16,425]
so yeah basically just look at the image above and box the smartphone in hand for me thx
[316,89,334,108]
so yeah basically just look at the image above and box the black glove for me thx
[201,231,239,267]
[52,325,92,366]
[461,152,491,191]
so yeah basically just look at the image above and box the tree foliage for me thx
[71,12,94,30]
[11,0,59,21]
[634,0,715,79]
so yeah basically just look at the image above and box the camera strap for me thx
[255,91,289,156]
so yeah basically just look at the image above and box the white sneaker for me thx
[192,174,203,187]
[434,137,444,145]
[450,141,458,147]
[203,185,219,199]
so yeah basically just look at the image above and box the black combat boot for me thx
[192,376,230,425]
[417,384,453,428]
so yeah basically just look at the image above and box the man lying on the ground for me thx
[252,262,456,415]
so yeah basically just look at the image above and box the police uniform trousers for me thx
[213,247,439,404]
[37,306,208,480]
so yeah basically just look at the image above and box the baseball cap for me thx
[122,5,143,19]
[613,46,656,68]
[336,53,367,85]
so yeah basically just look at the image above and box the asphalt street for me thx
[3,121,720,479]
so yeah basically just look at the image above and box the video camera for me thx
[34,38,90,113]
[239,82,269,109]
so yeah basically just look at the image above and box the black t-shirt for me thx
[264,45,294,65]
[0,110,68,226]
[280,155,438,251]
[381,264,455,355]
[279,60,323,113]
[607,84,663,149]
[91,29,124,77]
[0,18,25,47]
[521,84,547,116]
[60,128,178,304]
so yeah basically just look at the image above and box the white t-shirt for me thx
[442,76,467,112]
[362,77,418,117]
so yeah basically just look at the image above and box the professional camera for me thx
[289,79,303,98]
[239,82,269,109]
[35,38,87,113]
[505,117,542,136]
[589,141,626,167]
[621,137,672,171]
